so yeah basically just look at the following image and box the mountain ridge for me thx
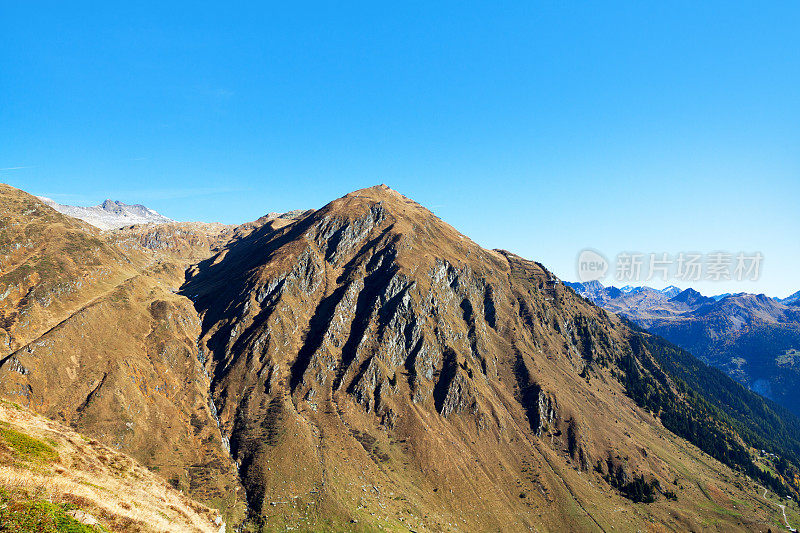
[2,182,800,531]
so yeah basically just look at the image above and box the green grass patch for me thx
[76,480,105,492]
[0,488,105,532]
[0,423,59,463]
[0,400,23,410]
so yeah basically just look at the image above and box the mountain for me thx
[660,285,682,298]
[670,287,714,307]
[182,185,800,530]
[37,196,175,230]
[3,182,800,531]
[781,290,800,305]
[568,281,800,418]
[564,280,624,306]
[0,399,225,532]
[648,293,800,415]
[0,184,247,523]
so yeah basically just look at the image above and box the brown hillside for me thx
[0,182,795,531]
[0,184,137,355]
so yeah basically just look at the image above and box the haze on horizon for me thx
[1,2,798,297]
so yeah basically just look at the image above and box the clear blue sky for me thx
[1,2,798,297]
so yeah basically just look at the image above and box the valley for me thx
[568,281,800,417]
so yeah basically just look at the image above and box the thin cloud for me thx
[0,166,34,171]
[194,85,235,99]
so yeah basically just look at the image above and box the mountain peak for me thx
[669,287,710,305]
[332,184,438,218]
[348,183,393,195]
[661,285,682,298]
[38,195,174,230]
[338,184,422,211]
[313,185,505,274]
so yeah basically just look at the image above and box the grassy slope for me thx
[0,400,224,532]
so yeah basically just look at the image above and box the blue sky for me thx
[1,2,798,297]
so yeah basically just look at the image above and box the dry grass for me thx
[0,401,224,532]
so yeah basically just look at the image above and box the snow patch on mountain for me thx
[38,196,175,230]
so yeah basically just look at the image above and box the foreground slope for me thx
[184,185,797,531]
[0,400,224,532]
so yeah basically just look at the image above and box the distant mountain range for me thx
[37,196,175,230]
[567,280,800,416]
